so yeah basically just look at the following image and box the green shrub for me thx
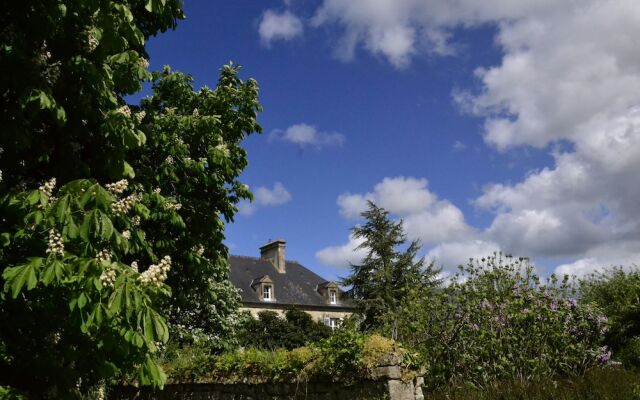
[0,386,26,400]
[391,254,607,389]
[580,267,640,367]
[162,330,412,384]
[427,367,640,400]
[238,309,331,350]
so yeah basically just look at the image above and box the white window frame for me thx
[329,318,339,330]
[329,289,337,304]
[262,284,273,301]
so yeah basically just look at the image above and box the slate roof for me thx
[228,255,355,309]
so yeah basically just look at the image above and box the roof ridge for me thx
[229,254,260,261]
[229,254,302,264]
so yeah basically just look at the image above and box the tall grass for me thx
[426,368,640,400]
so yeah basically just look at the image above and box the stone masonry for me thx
[112,359,424,400]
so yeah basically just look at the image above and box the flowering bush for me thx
[391,254,608,389]
[1,178,171,396]
[0,0,261,397]
[580,267,640,367]
[130,65,261,351]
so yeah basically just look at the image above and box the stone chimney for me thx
[260,239,286,274]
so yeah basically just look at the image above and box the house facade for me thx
[228,240,355,328]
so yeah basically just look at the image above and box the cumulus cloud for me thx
[303,1,640,276]
[315,234,367,268]
[307,0,566,68]
[318,177,475,268]
[338,177,436,218]
[239,182,292,215]
[554,240,640,278]
[258,10,303,46]
[475,109,640,263]
[336,177,474,243]
[426,240,501,271]
[270,123,346,149]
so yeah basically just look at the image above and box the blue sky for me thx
[142,1,640,281]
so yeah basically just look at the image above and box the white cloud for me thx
[452,140,466,152]
[315,234,367,268]
[303,1,640,276]
[553,240,640,278]
[404,202,474,244]
[338,177,437,218]
[474,110,640,262]
[318,177,475,268]
[461,1,640,151]
[254,182,292,206]
[336,178,474,244]
[270,123,345,149]
[258,10,303,46]
[426,240,501,272]
[239,182,292,215]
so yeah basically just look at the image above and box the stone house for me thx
[229,240,355,328]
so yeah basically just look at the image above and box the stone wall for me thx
[112,364,424,400]
[112,376,424,400]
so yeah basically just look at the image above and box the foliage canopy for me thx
[238,309,332,351]
[0,0,261,397]
[342,201,441,337]
[580,267,640,367]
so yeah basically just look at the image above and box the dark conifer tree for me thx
[342,201,441,338]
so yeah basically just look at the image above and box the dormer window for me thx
[251,275,275,302]
[329,289,337,305]
[263,284,273,301]
[318,281,340,305]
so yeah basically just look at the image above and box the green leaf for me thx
[27,190,40,205]
[2,258,42,298]
[109,285,124,314]
[99,212,114,240]
[24,210,44,225]
[64,216,79,239]
[143,310,155,343]
[41,260,65,285]
[1,232,10,247]
[94,186,113,211]
[80,209,114,241]
[23,89,53,110]
[152,311,169,342]
[93,304,104,324]
[80,212,92,241]
[55,106,67,124]
[123,161,135,178]
[123,128,144,148]
[77,292,88,309]
[53,194,70,223]
[138,354,166,388]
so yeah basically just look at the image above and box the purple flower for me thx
[549,301,558,312]
[567,298,578,309]
[543,289,551,298]
[480,299,494,311]
[596,347,612,364]
[471,323,479,331]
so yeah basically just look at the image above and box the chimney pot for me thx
[260,239,286,273]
